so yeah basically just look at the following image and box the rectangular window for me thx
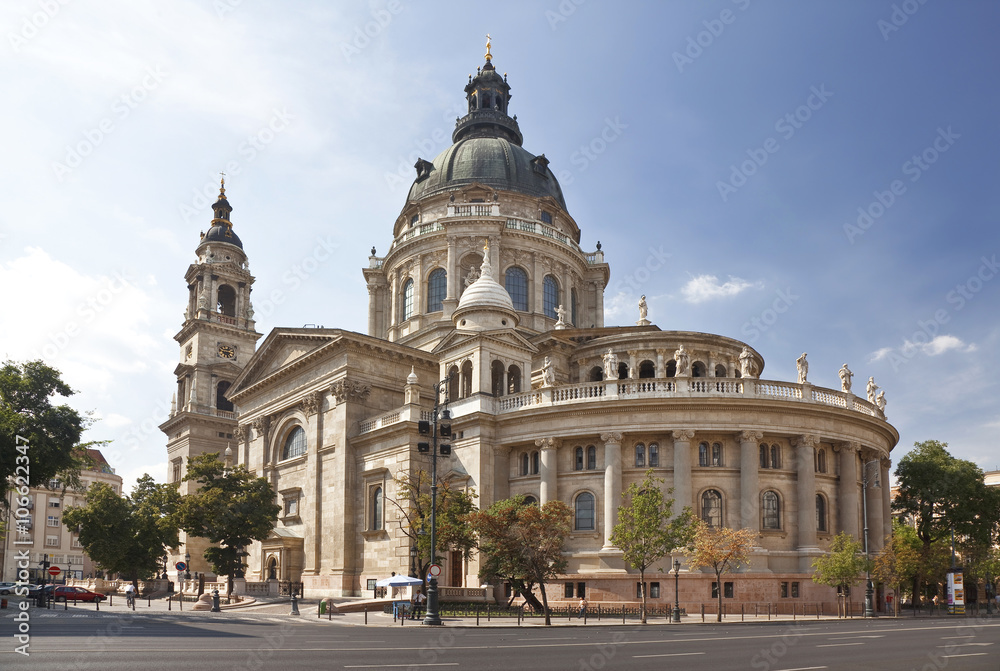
[47,516,59,527]
[577,582,586,599]
[780,581,789,598]
[540,211,553,224]
[712,582,719,599]
[505,583,512,598]
[284,497,298,517]
[650,582,660,599]
[172,460,182,483]
[72,538,83,548]
[649,444,659,467]
[565,583,575,598]
[791,582,800,598]
[724,582,734,599]
[637,582,647,599]
[635,445,645,468]
[46,536,58,547]
[48,499,60,508]
[367,579,377,592]
[587,446,596,470]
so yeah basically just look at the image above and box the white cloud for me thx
[869,347,893,362]
[903,335,977,357]
[681,275,761,304]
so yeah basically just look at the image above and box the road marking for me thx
[633,652,705,658]
[940,635,974,639]
[816,642,864,647]
[826,635,883,640]
[937,643,992,647]
[516,637,576,641]
[344,665,459,669]
[773,667,827,671]
[942,653,987,658]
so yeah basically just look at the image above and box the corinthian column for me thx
[535,437,559,506]
[600,432,623,550]
[836,442,860,539]
[672,430,695,517]
[739,431,764,531]
[794,435,819,550]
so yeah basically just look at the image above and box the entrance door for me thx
[450,551,462,587]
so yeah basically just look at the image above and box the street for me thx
[2,607,998,670]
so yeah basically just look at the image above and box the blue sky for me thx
[2,0,997,491]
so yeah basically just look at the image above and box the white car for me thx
[0,582,18,595]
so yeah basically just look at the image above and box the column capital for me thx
[672,429,696,441]
[833,440,859,454]
[600,431,623,445]
[792,434,819,449]
[880,456,892,470]
[738,430,764,444]
[535,437,559,449]
[299,391,324,416]
[860,447,881,463]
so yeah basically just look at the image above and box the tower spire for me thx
[485,34,492,63]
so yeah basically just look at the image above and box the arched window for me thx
[531,451,540,475]
[587,445,597,470]
[770,445,780,469]
[617,362,629,380]
[427,269,446,313]
[762,491,781,530]
[816,494,828,532]
[692,361,707,378]
[217,284,236,316]
[715,364,727,377]
[575,447,584,471]
[461,360,473,399]
[401,279,414,321]
[666,360,677,377]
[649,443,659,467]
[447,364,460,402]
[522,495,537,506]
[571,288,578,326]
[638,361,656,378]
[634,443,645,468]
[216,381,234,412]
[521,453,530,476]
[712,442,724,466]
[543,275,559,319]
[759,444,769,469]
[504,267,528,311]
[282,427,306,460]
[701,489,722,527]
[815,448,827,473]
[507,365,521,394]
[491,360,505,396]
[370,486,383,531]
[699,442,710,467]
[575,492,595,530]
[589,366,603,381]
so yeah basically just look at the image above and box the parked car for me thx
[52,586,106,603]
[0,582,17,595]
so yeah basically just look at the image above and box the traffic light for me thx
[418,442,430,453]
[439,444,451,456]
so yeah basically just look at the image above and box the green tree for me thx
[687,522,756,621]
[892,440,1000,605]
[873,520,922,616]
[388,470,477,592]
[812,531,867,617]
[468,497,572,625]
[176,453,280,595]
[63,475,181,588]
[1,360,88,501]
[610,470,697,623]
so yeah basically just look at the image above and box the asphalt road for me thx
[3,610,998,670]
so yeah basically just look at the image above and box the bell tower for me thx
[159,178,262,576]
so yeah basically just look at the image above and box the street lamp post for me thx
[861,459,880,618]
[409,545,418,579]
[672,559,681,623]
[184,551,191,581]
[418,375,453,626]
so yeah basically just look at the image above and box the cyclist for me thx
[124,582,136,608]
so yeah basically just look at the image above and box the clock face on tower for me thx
[217,344,236,359]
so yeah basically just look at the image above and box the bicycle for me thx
[125,591,136,608]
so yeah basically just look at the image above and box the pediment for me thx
[229,330,339,397]
[433,328,537,356]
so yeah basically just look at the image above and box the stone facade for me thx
[164,48,898,610]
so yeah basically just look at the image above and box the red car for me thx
[53,586,107,603]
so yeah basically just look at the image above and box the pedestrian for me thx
[578,597,588,618]
[413,590,426,618]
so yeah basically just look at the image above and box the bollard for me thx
[109,594,113,607]
[817,602,820,619]
[148,596,151,608]
[487,604,490,622]
[622,605,625,624]
[168,597,171,611]
[289,592,299,616]
[584,607,587,625]
[96,597,100,611]
[518,605,522,626]
[476,606,480,626]
[741,603,744,622]
[364,604,368,625]
[64,598,68,611]
[701,604,705,622]
[598,604,601,621]
[792,603,796,620]
[767,603,771,620]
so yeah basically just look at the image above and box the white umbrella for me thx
[375,575,423,587]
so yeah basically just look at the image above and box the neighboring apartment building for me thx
[1,449,123,583]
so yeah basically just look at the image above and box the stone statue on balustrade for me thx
[602,349,618,380]
[839,364,853,393]
[867,377,879,404]
[554,304,569,329]
[636,295,650,326]
[674,344,690,376]
[796,352,808,384]
[541,356,555,387]
[739,346,758,379]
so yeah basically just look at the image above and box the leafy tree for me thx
[873,520,922,616]
[610,470,697,623]
[0,360,88,501]
[468,497,572,625]
[176,453,279,595]
[388,470,477,592]
[63,475,181,588]
[892,440,1000,604]
[686,522,756,621]
[812,531,867,617]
